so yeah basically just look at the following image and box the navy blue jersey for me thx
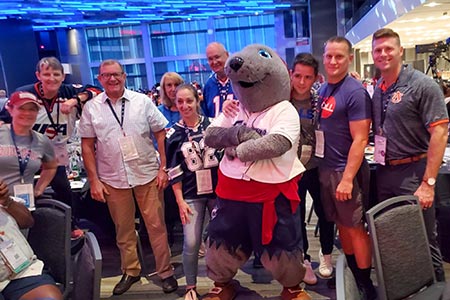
[201,74,236,118]
[165,116,219,199]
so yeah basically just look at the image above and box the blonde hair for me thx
[160,72,184,107]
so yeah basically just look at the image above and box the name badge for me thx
[374,134,387,165]
[315,130,325,158]
[118,135,139,162]
[0,239,31,274]
[300,145,312,165]
[13,184,35,210]
[196,169,213,195]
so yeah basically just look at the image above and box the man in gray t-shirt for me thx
[371,28,448,282]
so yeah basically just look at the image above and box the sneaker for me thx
[71,228,84,240]
[198,241,206,258]
[202,281,238,300]
[302,259,317,285]
[184,288,199,300]
[280,286,312,300]
[318,249,333,278]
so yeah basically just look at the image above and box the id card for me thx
[315,130,325,158]
[300,145,313,165]
[374,135,387,165]
[118,135,139,162]
[13,184,35,210]
[196,169,213,195]
[0,240,31,274]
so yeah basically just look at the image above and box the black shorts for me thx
[2,273,56,300]
[207,193,303,257]
[319,161,370,227]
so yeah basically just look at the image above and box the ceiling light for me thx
[424,2,442,8]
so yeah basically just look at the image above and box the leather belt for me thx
[387,153,427,166]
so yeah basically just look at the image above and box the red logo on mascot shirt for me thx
[321,96,336,119]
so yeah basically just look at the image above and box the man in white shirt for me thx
[79,59,178,295]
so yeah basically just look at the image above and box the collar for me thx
[379,64,412,92]
[101,89,130,104]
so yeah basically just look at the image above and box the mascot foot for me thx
[202,280,238,300]
[281,286,312,300]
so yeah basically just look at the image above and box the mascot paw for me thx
[225,147,237,160]
[238,126,262,143]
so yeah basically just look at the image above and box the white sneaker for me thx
[318,249,333,278]
[184,288,199,300]
[303,259,317,285]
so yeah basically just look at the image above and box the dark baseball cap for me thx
[8,91,40,108]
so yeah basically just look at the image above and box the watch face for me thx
[427,178,436,186]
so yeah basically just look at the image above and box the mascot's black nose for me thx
[229,57,244,72]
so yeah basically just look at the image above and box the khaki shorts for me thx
[318,161,369,227]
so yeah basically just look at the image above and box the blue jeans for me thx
[183,197,216,286]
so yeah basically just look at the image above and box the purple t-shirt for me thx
[318,75,372,171]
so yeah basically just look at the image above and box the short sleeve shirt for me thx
[0,126,55,194]
[372,65,449,160]
[78,89,168,188]
[318,75,372,171]
[210,100,305,183]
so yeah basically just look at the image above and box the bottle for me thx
[70,156,81,181]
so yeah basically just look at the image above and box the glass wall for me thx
[85,13,277,90]
[86,25,148,90]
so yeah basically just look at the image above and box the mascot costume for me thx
[203,44,311,300]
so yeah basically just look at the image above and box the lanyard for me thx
[106,99,125,131]
[217,77,231,104]
[42,100,61,133]
[378,80,398,135]
[39,83,61,133]
[316,80,344,128]
[10,125,32,183]
[182,117,204,157]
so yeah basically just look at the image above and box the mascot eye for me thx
[258,49,272,59]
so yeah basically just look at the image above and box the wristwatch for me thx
[423,177,436,186]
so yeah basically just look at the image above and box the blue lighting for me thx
[0,0,293,29]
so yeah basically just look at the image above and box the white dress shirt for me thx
[78,89,168,189]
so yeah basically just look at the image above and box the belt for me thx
[387,153,427,166]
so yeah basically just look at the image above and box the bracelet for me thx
[1,197,14,209]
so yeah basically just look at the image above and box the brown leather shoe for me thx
[280,286,312,300]
[202,281,238,300]
[112,274,141,295]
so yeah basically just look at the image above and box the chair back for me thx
[366,195,444,300]
[336,253,361,300]
[27,199,72,298]
[72,232,102,300]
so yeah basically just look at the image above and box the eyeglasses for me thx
[99,72,124,79]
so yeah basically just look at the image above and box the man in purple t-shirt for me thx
[317,36,376,300]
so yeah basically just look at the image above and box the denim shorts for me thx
[208,193,303,257]
[2,273,57,300]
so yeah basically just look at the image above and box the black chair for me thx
[27,199,72,298]
[72,232,102,300]
[366,195,446,300]
[336,253,361,300]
